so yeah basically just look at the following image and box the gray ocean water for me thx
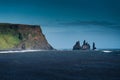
[0,50,120,80]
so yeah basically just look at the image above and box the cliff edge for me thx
[0,23,53,50]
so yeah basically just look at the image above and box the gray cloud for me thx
[60,21,119,26]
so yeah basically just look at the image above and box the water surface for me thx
[0,50,120,80]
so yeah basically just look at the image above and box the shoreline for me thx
[0,49,119,54]
[0,49,52,53]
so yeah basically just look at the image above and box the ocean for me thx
[0,50,120,80]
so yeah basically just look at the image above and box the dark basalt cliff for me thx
[0,23,53,50]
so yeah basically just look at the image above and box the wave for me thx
[0,50,43,53]
[102,50,112,53]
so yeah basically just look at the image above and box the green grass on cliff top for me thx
[0,34,20,50]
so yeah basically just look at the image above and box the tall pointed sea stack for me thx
[81,40,90,50]
[0,23,53,50]
[92,42,96,50]
[73,41,81,50]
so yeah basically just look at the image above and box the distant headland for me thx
[0,23,53,50]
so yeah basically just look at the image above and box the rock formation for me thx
[73,41,81,50]
[73,40,91,50]
[92,42,96,50]
[81,40,90,50]
[0,23,53,50]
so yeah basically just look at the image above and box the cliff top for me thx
[0,23,40,27]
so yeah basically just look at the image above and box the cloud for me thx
[60,21,119,26]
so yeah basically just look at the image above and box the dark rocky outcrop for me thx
[92,42,96,50]
[0,23,53,50]
[73,41,81,50]
[73,40,91,50]
[81,40,90,50]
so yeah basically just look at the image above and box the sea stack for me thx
[92,42,96,50]
[73,41,81,50]
[73,40,91,50]
[81,40,90,50]
[0,23,53,50]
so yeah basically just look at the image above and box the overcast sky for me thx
[0,0,120,49]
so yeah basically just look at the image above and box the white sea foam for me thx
[102,50,112,53]
[0,50,43,53]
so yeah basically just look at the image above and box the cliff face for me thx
[0,23,53,50]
